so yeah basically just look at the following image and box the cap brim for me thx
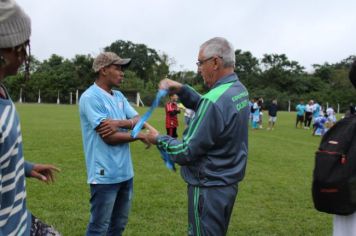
[113,58,131,68]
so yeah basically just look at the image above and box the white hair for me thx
[200,37,235,68]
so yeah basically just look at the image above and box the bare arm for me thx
[26,162,61,183]
[96,116,140,138]
[99,121,158,148]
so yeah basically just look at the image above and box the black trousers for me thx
[304,112,313,127]
[187,184,238,236]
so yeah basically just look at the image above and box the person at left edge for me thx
[79,52,156,236]
[0,1,61,235]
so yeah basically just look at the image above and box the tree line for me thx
[4,39,356,111]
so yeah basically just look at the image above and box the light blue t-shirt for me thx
[79,83,138,184]
[296,104,305,116]
[252,102,260,122]
[313,103,321,118]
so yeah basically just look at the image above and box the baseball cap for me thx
[92,52,131,72]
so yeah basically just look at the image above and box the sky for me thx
[16,0,356,72]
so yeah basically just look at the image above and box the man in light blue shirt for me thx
[79,52,153,235]
[313,101,321,119]
[295,100,306,128]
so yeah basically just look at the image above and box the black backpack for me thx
[312,115,356,215]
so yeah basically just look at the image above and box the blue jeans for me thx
[86,179,133,236]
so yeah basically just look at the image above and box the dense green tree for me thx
[313,63,333,82]
[234,50,260,76]
[105,40,169,88]
[2,39,355,110]
[72,54,95,91]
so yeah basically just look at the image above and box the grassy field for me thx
[16,103,334,235]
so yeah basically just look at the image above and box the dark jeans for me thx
[304,112,312,127]
[86,179,133,236]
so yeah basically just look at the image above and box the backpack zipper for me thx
[317,150,347,164]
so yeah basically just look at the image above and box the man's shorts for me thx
[296,115,304,122]
[269,116,277,122]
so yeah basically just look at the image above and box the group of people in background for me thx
[250,97,264,130]
[248,97,342,136]
[250,97,278,131]
[295,99,337,136]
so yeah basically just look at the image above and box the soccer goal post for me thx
[136,92,144,107]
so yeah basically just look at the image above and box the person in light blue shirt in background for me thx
[79,52,156,236]
[251,98,260,129]
[295,100,306,128]
[313,101,321,119]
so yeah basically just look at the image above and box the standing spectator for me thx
[0,1,61,235]
[248,99,254,124]
[313,101,321,120]
[295,100,305,128]
[251,98,260,129]
[147,37,249,236]
[79,52,154,235]
[304,100,314,129]
[165,94,181,137]
[326,106,336,128]
[258,97,264,128]
[267,99,278,130]
[319,103,325,117]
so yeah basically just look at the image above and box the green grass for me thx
[16,103,333,235]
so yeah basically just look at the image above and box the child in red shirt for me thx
[165,94,180,137]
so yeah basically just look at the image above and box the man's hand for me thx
[159,78,183,94]
[96,119,118,138]
[146,125,160,145]
[136,132,151,149]
[139,122,159,146]
[30,164,60,183]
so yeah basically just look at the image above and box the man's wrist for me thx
[136,132,144,140]
[129,119,134,130]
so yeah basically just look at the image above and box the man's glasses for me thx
[196,56,222,67]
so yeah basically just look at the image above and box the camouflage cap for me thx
[92,52,131,72]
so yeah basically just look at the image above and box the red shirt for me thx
[165,102,179,128]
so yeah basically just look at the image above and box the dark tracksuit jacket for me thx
[157,73,249,235]
[157,73,249,187]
